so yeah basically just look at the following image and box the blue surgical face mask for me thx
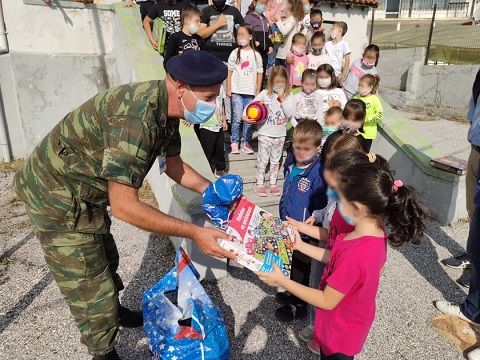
[338,201,355,225]
[326,187,339,201]
[181,86,217,124]
[303,4,311,13]
[273,86,284,94]
[255,4,266,14]
[323,126,338,137]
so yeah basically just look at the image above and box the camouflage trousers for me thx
[33,215,124,356]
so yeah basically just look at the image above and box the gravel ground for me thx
[0,167,473,360]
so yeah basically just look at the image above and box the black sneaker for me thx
[457,269,471,288]
[92,349,121,360]
[275,291,293,305]
[274,303,308,322]
[118,304,143,328]
[441,253,471,269]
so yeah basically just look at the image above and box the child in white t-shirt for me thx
[292,69,324,126]
[324,21,351,87]
[227,24,263,155]
[307,32,331,71]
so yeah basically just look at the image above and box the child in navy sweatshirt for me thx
[276,120,327,322]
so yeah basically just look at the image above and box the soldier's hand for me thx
[123,1,136,7]
[192,227,236,260]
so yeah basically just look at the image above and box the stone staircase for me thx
[225,136,285,217]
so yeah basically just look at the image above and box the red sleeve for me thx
[326,252,361,295]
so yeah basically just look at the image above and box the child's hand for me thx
[243,116,256,124]
[123,1,136,7]
[274,13,281,22]
[255,263,286,287]
[278,89,285,102]
[338,78,344,87]
[226,89,232,98]
[222,119,228,131]
[292,230,306,252]
[327,100,335,108]
[286,216,301,229]
[215,14,228,28]
[181,120,192,127]
[150,39,159,50]
[332,100,341,107]
[286,55,295,65]
[305,216,316,225]
[255,41,260,47]
[267,47,274,55]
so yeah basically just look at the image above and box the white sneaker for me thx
[467,348,480,360]
[434,300,480,326]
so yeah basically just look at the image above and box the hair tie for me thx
[367,152,376,163]
[393,180,404,192]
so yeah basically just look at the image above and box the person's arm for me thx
[468,96,475,122]
[162,34,177,67]
[287,216,329,243]
[143,16,158,50]
[226,70,233,97]
[108,181,234,259]
[281,93,295,119]
[370,96,384,124]
[165,155,210,194]
[198,13,228,39]
[339,53,350,86]
[316,92,324,125]
[255,54,263,95]
[235,0,241,12]
[275,16,295,36]
[226,51,235,97]
[291,95,299,127]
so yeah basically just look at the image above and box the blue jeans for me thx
[461,205,480,322]
[231,93,254,144]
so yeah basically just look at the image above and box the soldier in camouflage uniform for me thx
[13,51,234,360]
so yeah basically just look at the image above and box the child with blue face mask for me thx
[243,65,294,197]
[275,121,328,322]
[258,149,425,359]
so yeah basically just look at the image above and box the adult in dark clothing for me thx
[124,0,156,21]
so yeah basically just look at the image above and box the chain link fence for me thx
[370,2,480,64]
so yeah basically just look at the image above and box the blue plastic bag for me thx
[202,175,243,230]
[143,247,230,360]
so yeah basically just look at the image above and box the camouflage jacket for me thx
[14,80,180,234]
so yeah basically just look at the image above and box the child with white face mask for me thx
[343,44,380,100]
[324,21,351,87]
[243,66,294,196]
[354,74,384,152]
[316,63,347,114]
[227,24,264,155]
[292,69,324,126]
[162,4,204,69]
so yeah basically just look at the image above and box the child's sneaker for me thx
[269,184,281,196]
[307,339,321,355]
[254,184,268,197]
[231,143,240,154]
[298,325,314,342]
[242,142,255,154]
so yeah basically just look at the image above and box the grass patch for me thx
[0,159,24,173]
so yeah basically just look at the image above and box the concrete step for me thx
[230,165,285,184]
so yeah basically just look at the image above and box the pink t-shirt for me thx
[287,52,309,87]
[315,232,387,356]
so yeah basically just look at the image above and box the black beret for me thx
[166,50,228,86]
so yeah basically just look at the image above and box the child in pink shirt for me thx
[256,149,425,359]
[286,33,309,88]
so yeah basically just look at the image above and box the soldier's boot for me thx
[118,304,143,328]
[92,348,122,360]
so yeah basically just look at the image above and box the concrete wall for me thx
[372,100,467,224]
[320,4,371,62]
[4,0,114,55]
[0,53,118,159]
[377,47,478,117]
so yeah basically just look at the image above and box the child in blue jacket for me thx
[276,120,328,322]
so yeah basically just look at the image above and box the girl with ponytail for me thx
[354,74,384,152]
[256,149,424,359]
